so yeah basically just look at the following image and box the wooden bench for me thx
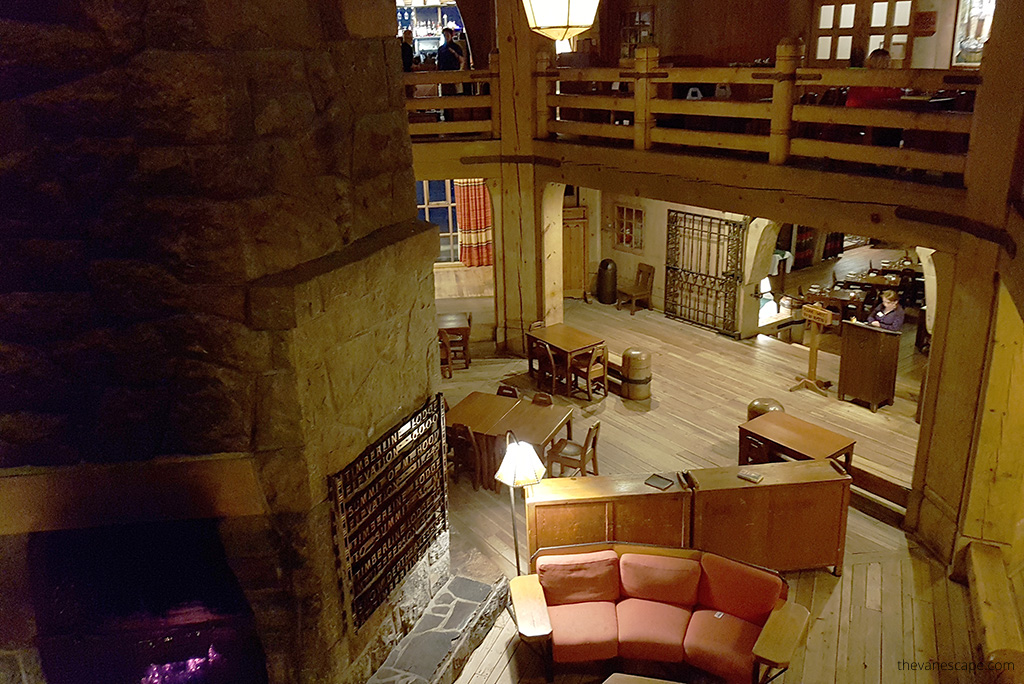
[966,541,1024,683]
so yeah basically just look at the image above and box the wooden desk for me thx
[526,324,604,394]
[839,320,900,412]
[525,473,690,567]
[437,312,471,367]
[688,460,851,574]
[738,411,855,470]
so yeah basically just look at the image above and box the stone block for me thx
[135,142,274,199]
[329,40,392,117]
[254,372,303,451]
[144,197,250,284]
[128,51,251,144]
[0,343,69,412]
[340,0,397,38]
[353,111,411,179]
[218,515,277,558]
[244,52,317,137]
[255,448,312,514]
[0,239,88,292]
[0,292,92,344]
[0,655,20,684]
[185,284,247,321]
[146,0,320,50]
[21,68,130,140]
[249,283,297,331]
[162,313,273,372]
[88,259,187,321]
[113,322,173,385]
[90,386,170,460]
[351,172,400,244]
[165,359,255,454]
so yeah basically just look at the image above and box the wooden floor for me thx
[441,299,975,684]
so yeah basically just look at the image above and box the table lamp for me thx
[494,430,547,576]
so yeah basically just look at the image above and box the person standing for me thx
[437,27,465,72]
[400,30,415,73]
[861,289,905,331]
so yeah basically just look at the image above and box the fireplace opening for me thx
[28,519,268,684]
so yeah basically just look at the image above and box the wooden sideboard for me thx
[525,473,690,567]
[687,460,851,575]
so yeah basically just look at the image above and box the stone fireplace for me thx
[0,0,447,682]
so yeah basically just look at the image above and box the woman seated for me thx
[845,49,903,109]
[858,289,905,331]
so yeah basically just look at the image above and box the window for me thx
[614,205,644,252]
[619,7,654,60]
[811,0,917,67]
[952,0,996,66]
[416,180,460,263]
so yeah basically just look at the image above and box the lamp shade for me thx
[521,0,601,41]
[495,439,546,488]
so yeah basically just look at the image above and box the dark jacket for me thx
[437,40,463,71]
[401,41,414,73]
[865,304,905,331]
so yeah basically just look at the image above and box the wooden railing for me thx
[405,69,499,138]
[405,41,981,180]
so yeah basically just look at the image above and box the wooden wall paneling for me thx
[561,206,589,298]
[962,284,1024,548]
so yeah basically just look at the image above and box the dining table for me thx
[446,391,574,491]
[804,288,866,321]
[525,324,605,394]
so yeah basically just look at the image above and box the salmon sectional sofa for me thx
[510,545,810,683]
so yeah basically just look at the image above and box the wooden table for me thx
[526,324,604,394]
[738,411,855,471]
[804,288,865,320]
[687,460,851,575]
[446,392,572,491]
[437,312,471,367]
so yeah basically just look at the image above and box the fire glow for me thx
[140,645,222,684]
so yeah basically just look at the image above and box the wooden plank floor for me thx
[441,299,974,684]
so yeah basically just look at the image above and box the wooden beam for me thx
[0,455,267,535]
[792,105,973,134]
[651,99,771,119]
[548,94,636,112]
[790,139,966,174]
[651,127,770,153]
[548,120,635,141]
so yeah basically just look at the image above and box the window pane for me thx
[416,181,425,206]
[891,34,908,59]
[428,180,447,204]
[836,35,853,60]
[871,2,888,27]
[450,205,458,232]
[839,3,856,28]
[819,5,835,29]
[432,208,450,233]
[817,36,833,60]
[893,0,911,26]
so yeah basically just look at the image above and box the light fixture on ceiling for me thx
[521,0,601,41]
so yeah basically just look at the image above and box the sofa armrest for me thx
[752,599,810,669]
[510,574,552,643]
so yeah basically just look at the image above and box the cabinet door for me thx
[533,501,607,552]
[693,488,772,566]
[766,483,842,571]
[614,494,686,547]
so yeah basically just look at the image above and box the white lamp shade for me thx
[495,440,547,487]
[522,0,601,41]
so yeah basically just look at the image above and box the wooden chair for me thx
[547,421,600,477]
[569,346,608,401]
[497,385,519,399]
[449,312,472,368]
[530,339,559,394]
[617,263,655,315]
[438,330,453,379]
[447,423,481,490]
[531,392,553,406]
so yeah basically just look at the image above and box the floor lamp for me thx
[494,430,547,576]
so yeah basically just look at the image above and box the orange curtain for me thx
[453,179,493,267]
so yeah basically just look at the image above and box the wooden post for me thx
[489,50,501,140]
[632,44,658,151]
[769,37,803,166]
[535,50,552,140]
[790,304,831,396]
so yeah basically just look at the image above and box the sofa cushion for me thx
[616,597,690,662]
[619,553,700,606]
[537,550,620,606]
[683,608,761,684]
[698,553,783,626]
[548,601,618,663]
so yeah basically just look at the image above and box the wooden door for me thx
[562,206,588,299]
[810,0,916,67]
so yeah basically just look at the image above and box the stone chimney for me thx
[0,1,444,682]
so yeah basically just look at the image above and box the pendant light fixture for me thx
[521,0,601,41]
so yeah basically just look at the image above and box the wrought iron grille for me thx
[665,210,747,335]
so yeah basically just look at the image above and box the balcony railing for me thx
[405,42,980,180]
